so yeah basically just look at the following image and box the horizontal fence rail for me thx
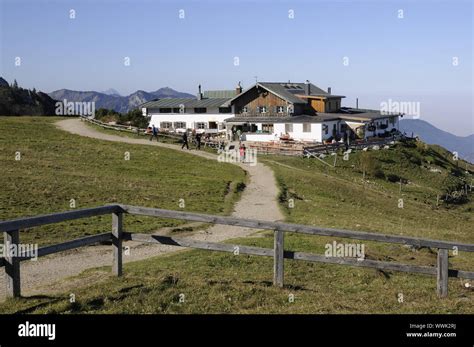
[1,204,473,299]
[119,205,474,252]
[121,232,474,280]
[0,205,121,233]
[81,117,182,140]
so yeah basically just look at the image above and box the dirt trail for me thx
[0,118,283,300]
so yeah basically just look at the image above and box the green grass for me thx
[1,122,472,314]
[0,117,246,246]
[260,141,474,243]
[1,232,472,314]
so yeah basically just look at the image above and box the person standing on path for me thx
[182,131,189,150]
[150,125,159,142]
[195,133,202,150]
[343,130,348,151]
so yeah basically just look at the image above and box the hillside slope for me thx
[0,78,56,116]
[400,119,473,162]
[1,134,472,314]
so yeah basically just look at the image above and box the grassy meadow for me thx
[0,118,472,314]
[0,117,246,246]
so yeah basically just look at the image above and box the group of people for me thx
[148,125,204,150]
[181,129,203,150]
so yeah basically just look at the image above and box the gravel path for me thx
[0,118,283,300]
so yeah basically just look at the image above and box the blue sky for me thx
[1,0,472,135]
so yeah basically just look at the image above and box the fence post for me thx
[273,230,284,287]
[437,248,448,298]
[4,229,21,298]
[112,212,123,276]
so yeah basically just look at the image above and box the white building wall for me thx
[312,124,323,142]
[246,122,325,142]
[284,123,323,142]
[148,113,231,131]
[243,133,279,142]
[274,123,286,137]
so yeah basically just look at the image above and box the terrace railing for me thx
[1,204,473,299]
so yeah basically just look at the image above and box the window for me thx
[262,124,274,133]
[242,106,248,113]
[194,107,207,113]
[159,108,172,113]
[303,123,311,133]
[160,122,172,129]
[276,106,284,113]
[285,124,293,133]
[195,122,206,129]
[174,122,186,129]
[324,124,329,135]
[172,108,181,113]
[258,106,267,114]
[219,107,231,113]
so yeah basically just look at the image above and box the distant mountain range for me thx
[101,88,121,96]
[400,119,473,162]
[48,87,195,114]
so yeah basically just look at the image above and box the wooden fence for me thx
[247,142,304,156]
[247,135,406,157]
[1,204,473,299]
[303,136,402,157]
[80,117,182,140]
[80,117,223,148]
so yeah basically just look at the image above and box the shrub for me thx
[450,166,463,177]
[386,173,400,183]
[358,152,384,179]
[386,174,408,184]
[373,168,385,179]
[409,155,422,165]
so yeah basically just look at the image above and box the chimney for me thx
[327,87,332,95]
[236,81,243,94]
[197,84,202,100]
[356,98,359,109]
[305,80,311,95]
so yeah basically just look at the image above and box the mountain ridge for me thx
[0,78,57,116]
[400,119,473,162]
[48,87,195,114]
